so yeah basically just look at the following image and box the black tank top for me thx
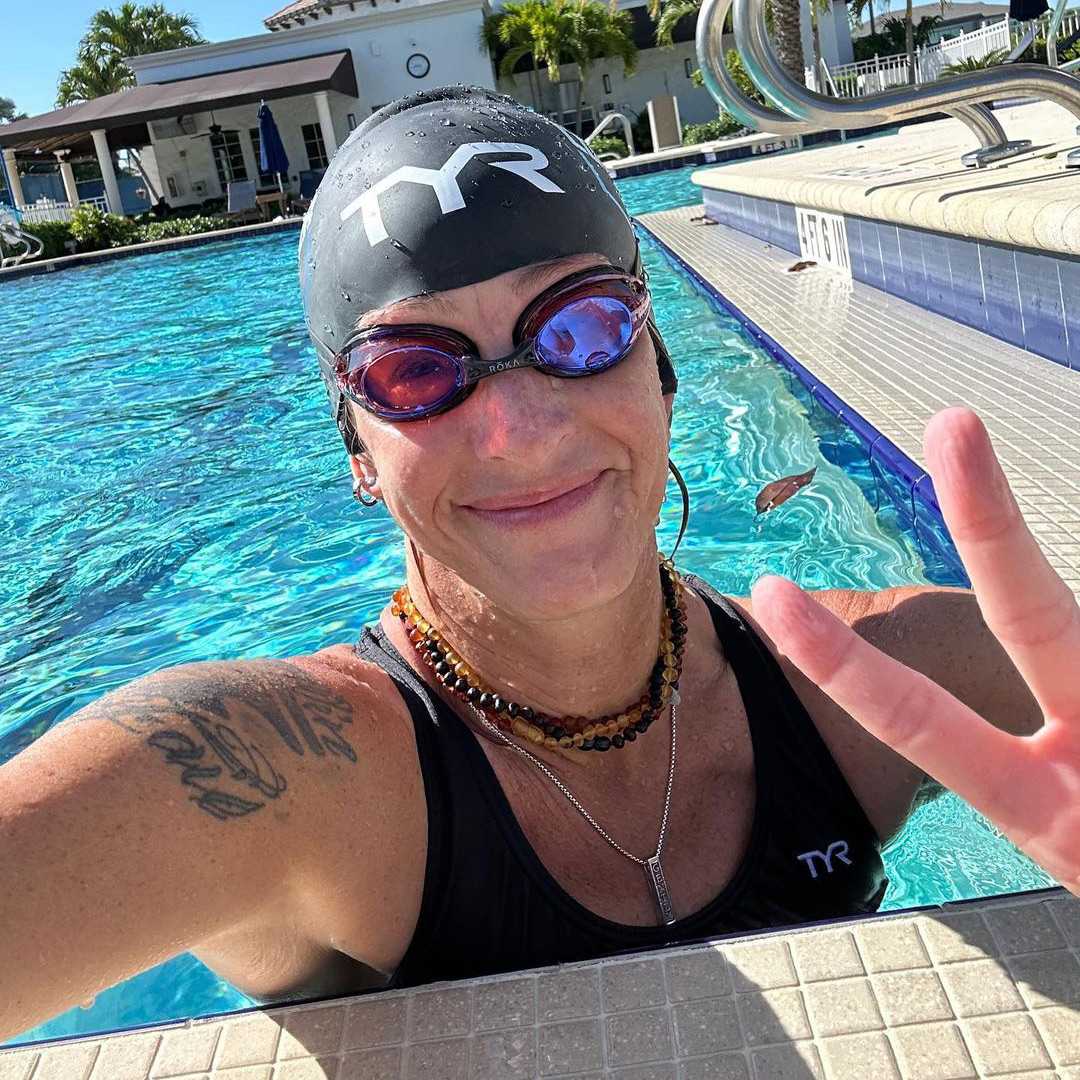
[355,574,887,988]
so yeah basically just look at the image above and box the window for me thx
[602,73,612,94]
[301,123,329,169]
[211,131,248,189]
[684,57,694,78]
[248,129,275,186]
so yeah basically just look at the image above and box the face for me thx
[347,253,673,621]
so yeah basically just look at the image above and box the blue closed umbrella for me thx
[257,102,290,192]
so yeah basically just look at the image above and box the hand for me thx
[751,408,1080,897]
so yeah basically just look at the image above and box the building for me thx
[853,1,1009,44]
[0,0,851,214]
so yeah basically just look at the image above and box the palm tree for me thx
[482,0,636,135]
[649,0,701,47]
[563,1,637,134]
[848,0,876,38]
[57,3,205,107]
[0,96,28,123]
[482,0,559,109]
[649,0,805,84]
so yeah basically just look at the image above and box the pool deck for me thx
[1,888,1077,1078]
[638,204,1080,598]
[690,100,1080,258]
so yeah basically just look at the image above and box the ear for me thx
[348,452,382,500]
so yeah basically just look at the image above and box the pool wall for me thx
[2,887,1077,1074]
[637,220,970,587]
[697,186,1080,373]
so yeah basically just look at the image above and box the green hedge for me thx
[2,207,240,263]
[589,135,629,159]
[683,113,746,145]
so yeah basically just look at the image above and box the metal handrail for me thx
[0,208,44,269]
[729,0,1080,166]
[585,112,636,156]
[694,0,1013,162]
[1046,0,1072,66]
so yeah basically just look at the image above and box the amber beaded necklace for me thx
[391,555,687,753]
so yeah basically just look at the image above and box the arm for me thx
[751,409,1080,896]
[0,657,405,1042]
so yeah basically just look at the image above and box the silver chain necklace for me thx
[471,699,679,925]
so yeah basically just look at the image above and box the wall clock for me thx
[406,53,430,79]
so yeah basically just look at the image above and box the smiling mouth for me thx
[463,471,610,525]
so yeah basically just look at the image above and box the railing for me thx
[699,0,1080,168]
[585,112,636,157]
[19,198,75,224]
[810,8,1080,98]
[0,208,44,269]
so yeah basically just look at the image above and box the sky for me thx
[3,1,275,119]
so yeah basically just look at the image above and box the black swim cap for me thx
[299,85,676,449]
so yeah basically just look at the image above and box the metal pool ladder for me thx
[0,208,44,269]
[695,0,1080,168]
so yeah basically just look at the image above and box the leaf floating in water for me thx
[787,260,817,273]
[755,467,817,516]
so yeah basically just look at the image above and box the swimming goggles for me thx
[332,265,652,422]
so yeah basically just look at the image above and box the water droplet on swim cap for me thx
[298,84,657,414]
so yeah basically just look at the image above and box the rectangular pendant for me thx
[645,855,676,925]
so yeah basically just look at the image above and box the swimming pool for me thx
[0,170,1053,1046]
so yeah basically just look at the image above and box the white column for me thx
[91,128,123,215]
[2,149,26,208]
[314,91,339,157]
[55,151,80,206]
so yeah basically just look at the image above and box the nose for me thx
[465,362,575,464]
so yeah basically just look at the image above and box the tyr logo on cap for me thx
[339,141,565,246]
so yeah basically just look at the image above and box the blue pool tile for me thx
[870,441,917,530]
[775,202,799,254]
[878,224,904,297]
[897,226,929,308]
[945,236,987,334]
[912,475,969,587]
[1015,250,1068,364]
[922,233,955,321]
[1056,255,1080,369]
[978,242,1024,349]
[858,219,885,290]
[846,219,866,281]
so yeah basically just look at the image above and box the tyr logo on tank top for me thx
[796,840,853,879]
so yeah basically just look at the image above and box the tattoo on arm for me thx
[90,662,358,822]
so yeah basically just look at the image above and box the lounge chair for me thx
[225,180,261,225]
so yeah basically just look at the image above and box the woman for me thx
[0,86,1076,1042]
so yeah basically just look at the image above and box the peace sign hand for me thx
[751,408,1080,897]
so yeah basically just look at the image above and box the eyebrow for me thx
[354,256,590,331]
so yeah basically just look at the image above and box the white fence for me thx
[19,199,74,224]
[17,194,108,223]
[808,6,1080,97]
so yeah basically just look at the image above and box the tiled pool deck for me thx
[2,890,1078,1078]
[689,100,1080,257]
[638,205,1080,598]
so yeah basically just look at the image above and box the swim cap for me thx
[299,85,676,449]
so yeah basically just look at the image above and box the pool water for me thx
[0,171,1052,1047]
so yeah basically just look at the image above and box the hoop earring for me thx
[352,476,380,508]
[667,458,689,561]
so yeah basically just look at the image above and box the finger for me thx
[750,574,1032,824]
[924,408,1080,721]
